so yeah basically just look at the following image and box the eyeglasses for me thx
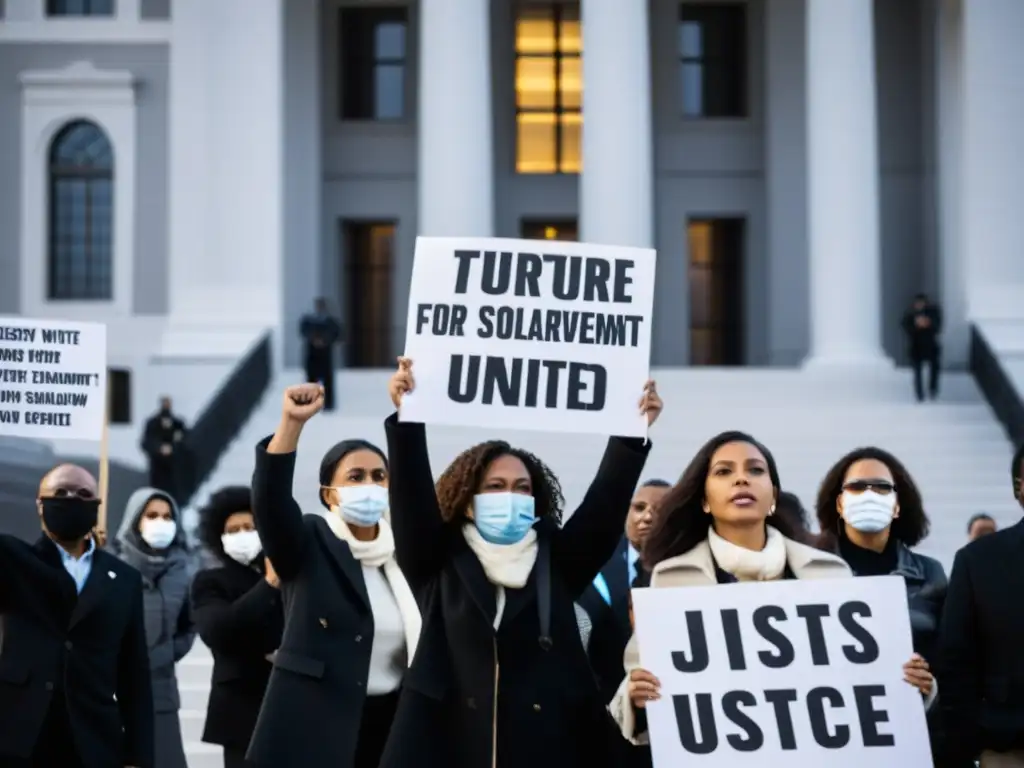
[843,480,896,495]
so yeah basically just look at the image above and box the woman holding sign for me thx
[609,431,852,745]
[379,357,662,768]
[815,448,944,743]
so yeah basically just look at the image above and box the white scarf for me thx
[324,513,422,664]
[707,525,787,582]
[462,523,538,589]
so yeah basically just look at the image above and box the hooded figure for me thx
[112,487,198,768]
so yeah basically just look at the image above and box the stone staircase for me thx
[176,367,1020,766]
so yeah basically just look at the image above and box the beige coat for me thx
[609,534,852,744]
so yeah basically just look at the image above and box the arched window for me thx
[48,120,114,301]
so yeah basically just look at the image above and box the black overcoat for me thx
[378,414,650,768]
[190,558,283,750]
[0,533,155,767]
[246,437,392,768]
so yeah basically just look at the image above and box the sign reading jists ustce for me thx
[0,317,107,441]
[631,576,933,767]
[399,236,656,437]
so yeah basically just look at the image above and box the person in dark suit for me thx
[299,297,343,411]
[140,397,188,500]
[936,444,1024,768]
[190,486,284,768]
[901,292,943,402]
[577,478,670,706]
[248,384,422,768]
[377,358,663,768]
[0,463,154,768]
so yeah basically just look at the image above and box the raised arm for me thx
[554,436,651,598]
[384,359,447,591]
[251,384,324,580]
[190,569,282,655]
[935,548,981,764]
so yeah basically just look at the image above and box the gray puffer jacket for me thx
[112,487,199,713]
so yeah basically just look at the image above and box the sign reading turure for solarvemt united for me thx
[0,316,107,441]
[399,236,656,437]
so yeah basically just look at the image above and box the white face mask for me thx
[842,490,897,533]
[331,484,389,527]
[140,518,177,549]
[222,530,262,565]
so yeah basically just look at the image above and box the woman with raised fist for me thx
[378,357,662,768]
[247,383,421,768]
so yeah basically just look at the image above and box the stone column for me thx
[579,0,653,248]
[804,0,888,366]
[417,0,494,236]
[167,0,284,330]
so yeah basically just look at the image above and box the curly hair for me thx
[434,441,565,526]
[642,431,798,570]
[815,447,929,547]
[197,485,253,559]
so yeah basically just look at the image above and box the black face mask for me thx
[40,497,100,542]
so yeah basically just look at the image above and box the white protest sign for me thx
[632,576,932,767]
[400,236,656,437]
[0,316,107,441]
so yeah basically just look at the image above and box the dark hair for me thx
[815,447,929,547]
[640,478,671,489]
[1012,444,1024,496]
[966,512,994,533]
[642,431,794,570]
[434,441,564,526]
[318,439,388,509]
[197,486,252,559]
[914,292,928,302]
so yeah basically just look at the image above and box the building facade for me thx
[0,0,1022,371]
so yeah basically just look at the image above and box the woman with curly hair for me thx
[189,486,283,768]
[250,384,422,768]
[815,448,946,731]
[378,357,662,768]
[609,431,852,746]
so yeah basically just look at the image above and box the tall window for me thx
[521,219,578,241]
[515,3,582,174]
[340,7,408,121]
[688,218,746,365]
[48,121,114,301]
[46,0,114,16]
[679,3,747,118]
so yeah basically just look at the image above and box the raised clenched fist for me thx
[281,383,324,424]
[388,357,415,409]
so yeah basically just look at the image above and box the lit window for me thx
[515,4,582,174]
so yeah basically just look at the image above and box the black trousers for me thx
[911,352,940,401]
[354,690,400,768]
[0,694,84,767]
[223,746,250,768]
[305,355,336,411]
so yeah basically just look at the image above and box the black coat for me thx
[935,519,1024,765]
[577,538,634,706]
[190,559,283,750]
[247,437,398,768]
[0,533,155,768]
[378,415,650,768]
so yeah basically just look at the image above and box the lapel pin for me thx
[107,571,116,579]
[319,618,328,628]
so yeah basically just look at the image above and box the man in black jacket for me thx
[935,444,1024,768]
[0,463,154,768]
[901,293,943,402]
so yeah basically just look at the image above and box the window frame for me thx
[45,0,115,17]
[47,120,115,302]
[339,6,410,122]
[514,2,582,175]
[678,2,748,120]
